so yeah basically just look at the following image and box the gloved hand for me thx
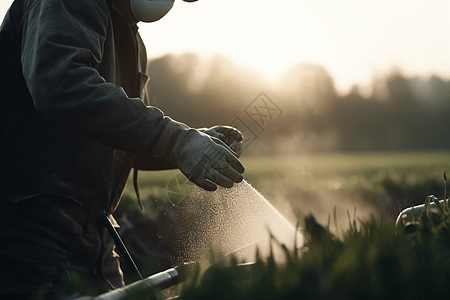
[153,118,245,191]
[198,126,243,157]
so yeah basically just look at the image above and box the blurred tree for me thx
[329,85,388,151]
[147,53,266,128]
[146,53,450,155]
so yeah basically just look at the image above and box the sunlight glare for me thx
[142,1,336,84]
[1,0,450,93]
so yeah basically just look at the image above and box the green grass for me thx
[121,151,450,228]
[174,208,450,300]
[241,151,450,195]
[114,198,450,300]
[106,151,450,299]
[126,150,450,197]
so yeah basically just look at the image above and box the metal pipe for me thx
[73,263,195,300]
[101,210,143,280]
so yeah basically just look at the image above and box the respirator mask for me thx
[130,0,198,23]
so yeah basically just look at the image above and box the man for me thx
[0,0,244,298]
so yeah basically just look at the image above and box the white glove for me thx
[153,118,245,191]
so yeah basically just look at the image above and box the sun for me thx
[140,0,337,84]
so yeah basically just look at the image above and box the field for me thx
[121,151,450,233]
[85,151,450,299]
[110,151,450,299]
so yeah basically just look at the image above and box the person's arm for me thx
[21,0,165,154]
[21,0,244,189]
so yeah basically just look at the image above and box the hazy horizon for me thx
[1,0,449,95]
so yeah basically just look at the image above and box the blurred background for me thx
[2,0,449,153]
[3,0,450,275]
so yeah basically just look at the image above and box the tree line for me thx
[146,53,450,155]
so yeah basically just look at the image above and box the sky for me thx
[1,0,450,95]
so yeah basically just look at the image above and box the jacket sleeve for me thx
[21,0,166,155]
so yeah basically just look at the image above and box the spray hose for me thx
[73,262,196,300]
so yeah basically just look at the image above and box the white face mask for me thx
[130,0,175,23]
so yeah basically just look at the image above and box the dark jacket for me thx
[0,0,169,293]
